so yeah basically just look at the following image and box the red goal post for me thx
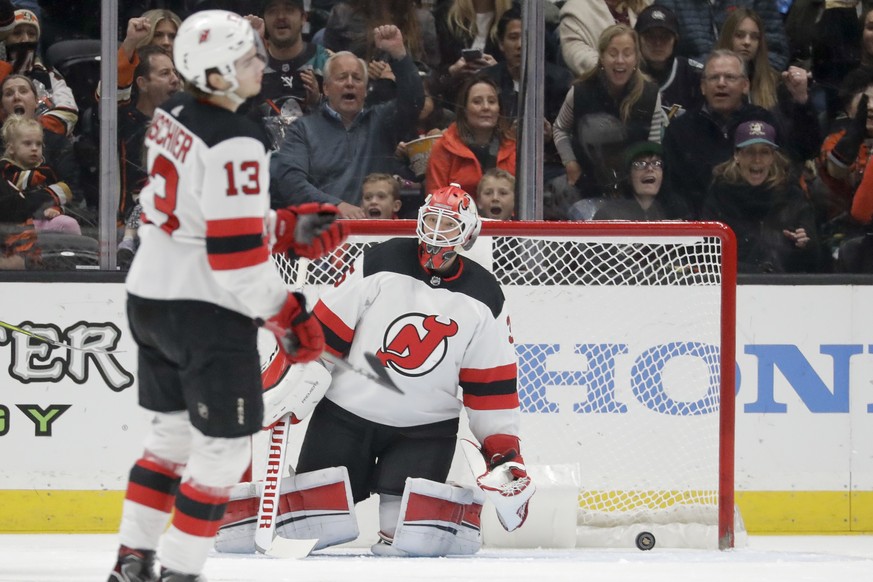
[274,220,739,550]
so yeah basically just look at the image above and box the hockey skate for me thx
[159,568,206,581]
[108,546,157,582]
[369,532,410,557]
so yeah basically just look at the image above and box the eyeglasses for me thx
[631,159,663,170]
[703,73,746,84]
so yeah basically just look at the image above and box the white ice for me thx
[1,534,872,582]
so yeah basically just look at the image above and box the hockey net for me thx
[274,220,741,550]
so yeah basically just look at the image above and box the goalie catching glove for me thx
[476,434,535,532]
[273,202,347,258]
[257,292,324,364]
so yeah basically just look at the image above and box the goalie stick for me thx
[254,412,318,559]
[0,319,122,354]
[321,351,403,394]
[255,315,402,394]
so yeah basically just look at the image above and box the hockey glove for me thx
[258,292,324,364]
[477,434,535,532]
[832,94,869,166]
[274,203,347,259]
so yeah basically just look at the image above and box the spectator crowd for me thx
[5,0,873,274]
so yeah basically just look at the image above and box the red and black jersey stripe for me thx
[206,217,269,270]
[460,364,519,410]
[313,301,354,357]
[171,482,230,538]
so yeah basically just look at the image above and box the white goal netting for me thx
[275,221,741,550]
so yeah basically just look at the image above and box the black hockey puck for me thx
[635,531,656,551]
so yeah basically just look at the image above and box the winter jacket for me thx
[425,122,517,196]
[653,0,790,71]
[663,101,819,217]
[701,178,820,273]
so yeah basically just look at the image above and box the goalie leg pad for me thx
[276,466,359,550]
[261,355,332,428]
[215,466,358,553]
[214,482,260,554]
[382,478,484,557]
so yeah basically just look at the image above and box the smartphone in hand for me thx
[461,48,483,62]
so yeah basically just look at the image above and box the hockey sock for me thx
[118,457,182,551]
[159,481,231,575]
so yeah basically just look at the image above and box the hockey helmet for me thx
[416,183,481,271]
[173,10,265,100]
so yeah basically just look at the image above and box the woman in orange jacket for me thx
[425,74,516,196]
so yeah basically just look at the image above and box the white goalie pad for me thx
[389,478,484,557]
[215,466,358,553]
[261,344,332,428]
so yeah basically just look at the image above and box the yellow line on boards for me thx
[0,490,871,533]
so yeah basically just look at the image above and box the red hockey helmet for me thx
[416,183,481,271]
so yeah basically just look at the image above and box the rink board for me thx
[0,281,872,533]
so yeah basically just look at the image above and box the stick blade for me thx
[362,352,404,394]
[256,536,318,559]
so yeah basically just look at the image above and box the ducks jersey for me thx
[312,237,520,442]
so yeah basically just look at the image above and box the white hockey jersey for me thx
[312,238,520,442]
[126,93,287,321]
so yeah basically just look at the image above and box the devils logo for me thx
[375,313,459,376]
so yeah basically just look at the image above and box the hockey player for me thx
[295,184,534,556]
[108,10,346,582]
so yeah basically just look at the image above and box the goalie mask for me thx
[416,184,481,271]
[173,10,266,103]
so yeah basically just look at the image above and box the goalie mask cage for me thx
[275,220,739,551]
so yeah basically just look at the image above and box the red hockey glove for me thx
[274,203,347,259]
[482,434,528,479]
[258,292,324,364]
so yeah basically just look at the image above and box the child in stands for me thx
[361,173,402,219]
[476,167,515,220]
[0,115,80,234]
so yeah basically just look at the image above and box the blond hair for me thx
[362,172,400,200]
[581,24,646,123]
[2,114,42,159]
[713,146,790,190]
[139,9,182,49]
[446,0,513,45]
[477,167,515,196]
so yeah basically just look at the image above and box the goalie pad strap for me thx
[215,466,358,553]
[391,478,484,557]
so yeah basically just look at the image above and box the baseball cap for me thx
[262,0,305,12]
[635,5,679,37]
[624,141,663,169]
[734,120,779,149]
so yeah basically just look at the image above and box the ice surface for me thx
[1,534,871,582]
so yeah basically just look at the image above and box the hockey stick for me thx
[0,319,122,354]
[254,412,318,559]
[255,316,402,394]
[321,351,403,394]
